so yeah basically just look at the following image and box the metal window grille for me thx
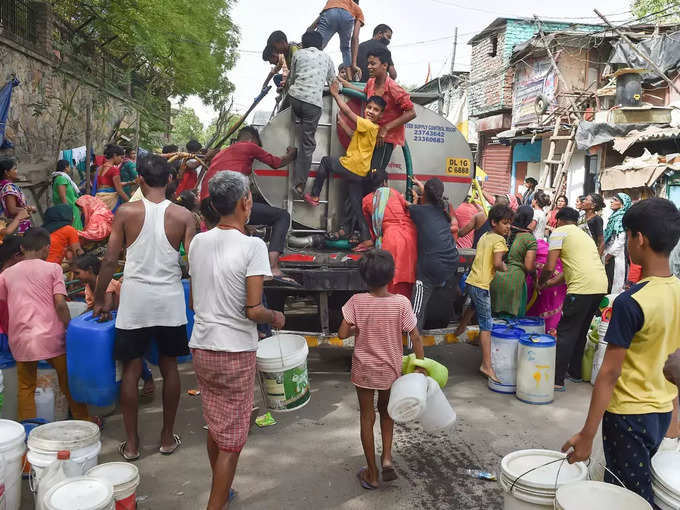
[0,0,38,44]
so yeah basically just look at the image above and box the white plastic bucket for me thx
[256,334,310,412]
[489,327,524,394]
[516,335,556,405]
[499,449,588,509]
[87,463,140,510]
[44,477,114,510]
[590,340,608,385]
[555,480,652,509]
[0,419,26,510]
[652,450,680,510]
[387,373,427,423]
[419,376,456,433]
[66,301,88,318]
[27,420,100,484]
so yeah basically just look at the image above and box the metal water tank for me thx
[252,93,474,230]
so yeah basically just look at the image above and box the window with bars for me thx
[0,0,38,44]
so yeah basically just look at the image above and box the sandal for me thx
[382,465,398,482]
[356,468,379,490]
[119,441,140,461]
[159,434,182,455]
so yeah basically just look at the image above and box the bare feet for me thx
[480,365,500,383]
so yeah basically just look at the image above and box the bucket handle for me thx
[508,457,569,493]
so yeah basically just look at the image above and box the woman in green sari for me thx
[490,205,537,317]
[51,159,83,230]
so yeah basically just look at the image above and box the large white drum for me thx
[516,334,556,405]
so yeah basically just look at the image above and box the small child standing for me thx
[72,254,155,397]
[0,228,95,422]
[562,198,680,505]
[457,204,513,382]
[338,249,426,489]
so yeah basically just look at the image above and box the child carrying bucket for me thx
[338,249,426,489]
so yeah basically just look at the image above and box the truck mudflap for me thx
[277,326,481,349]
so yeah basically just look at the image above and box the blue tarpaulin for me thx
[0,78,20,150]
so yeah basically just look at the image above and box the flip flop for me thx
[159,434,182,455]
[382,466,398,482]
[566,376,583,383]
[480,369,501,384]
[119,441,140,461]
[554,385,566,392]
[352,244,372,253]
[228,488,236,502]
[357,468,379,490]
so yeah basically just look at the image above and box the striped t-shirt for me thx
[342,293,417,390]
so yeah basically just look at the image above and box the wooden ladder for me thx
[540,115,576,197]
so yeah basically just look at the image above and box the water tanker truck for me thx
[250,89,475,346]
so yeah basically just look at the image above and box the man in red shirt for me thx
[341,45,416,181]
[174,139,203,197]
[202,127,297,281]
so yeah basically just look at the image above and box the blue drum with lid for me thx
[516,334,557,405]
[489,326,524,394]
[515,317,546,335]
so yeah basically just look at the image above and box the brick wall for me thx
[469,19,604,118]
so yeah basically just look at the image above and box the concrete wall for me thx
[0,3,141,182]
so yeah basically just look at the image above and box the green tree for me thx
[631,0,680,20]
[51,0,239,144]
[169,106,205,148]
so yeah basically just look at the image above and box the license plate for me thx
[446,158,471,177]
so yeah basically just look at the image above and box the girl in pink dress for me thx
[338,249,426,489]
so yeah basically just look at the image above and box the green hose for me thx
[339,87,414,200]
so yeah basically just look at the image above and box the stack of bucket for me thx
[498,449,588,509]
[0,419,26,510]
[27,421,102,485]
[42,477,115,510]
[87,463,141,510]
[554,481,652,509]
[652,450,680,509]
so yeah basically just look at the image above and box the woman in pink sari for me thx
[525,239,566,335]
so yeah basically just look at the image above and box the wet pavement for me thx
[20,342,595,509]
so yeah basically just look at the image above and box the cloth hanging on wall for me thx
[0,78,20,149]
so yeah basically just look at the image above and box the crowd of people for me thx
[0,1,678,508]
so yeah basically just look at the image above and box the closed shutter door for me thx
[482,143,512,195]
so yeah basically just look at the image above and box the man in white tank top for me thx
[94,155,196,460]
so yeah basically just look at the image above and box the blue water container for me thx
[66,311,120,406]
[488,326,524,394]
[145,279,193,365]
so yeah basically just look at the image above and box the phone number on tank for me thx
[413,135,445,144]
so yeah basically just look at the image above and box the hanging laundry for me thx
[0,78,20,150]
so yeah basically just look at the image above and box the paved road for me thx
[21,343,595,509]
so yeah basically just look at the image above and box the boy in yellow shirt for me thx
[305,81,386,251]
[463,204,513,382]
[562,198,680,505]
